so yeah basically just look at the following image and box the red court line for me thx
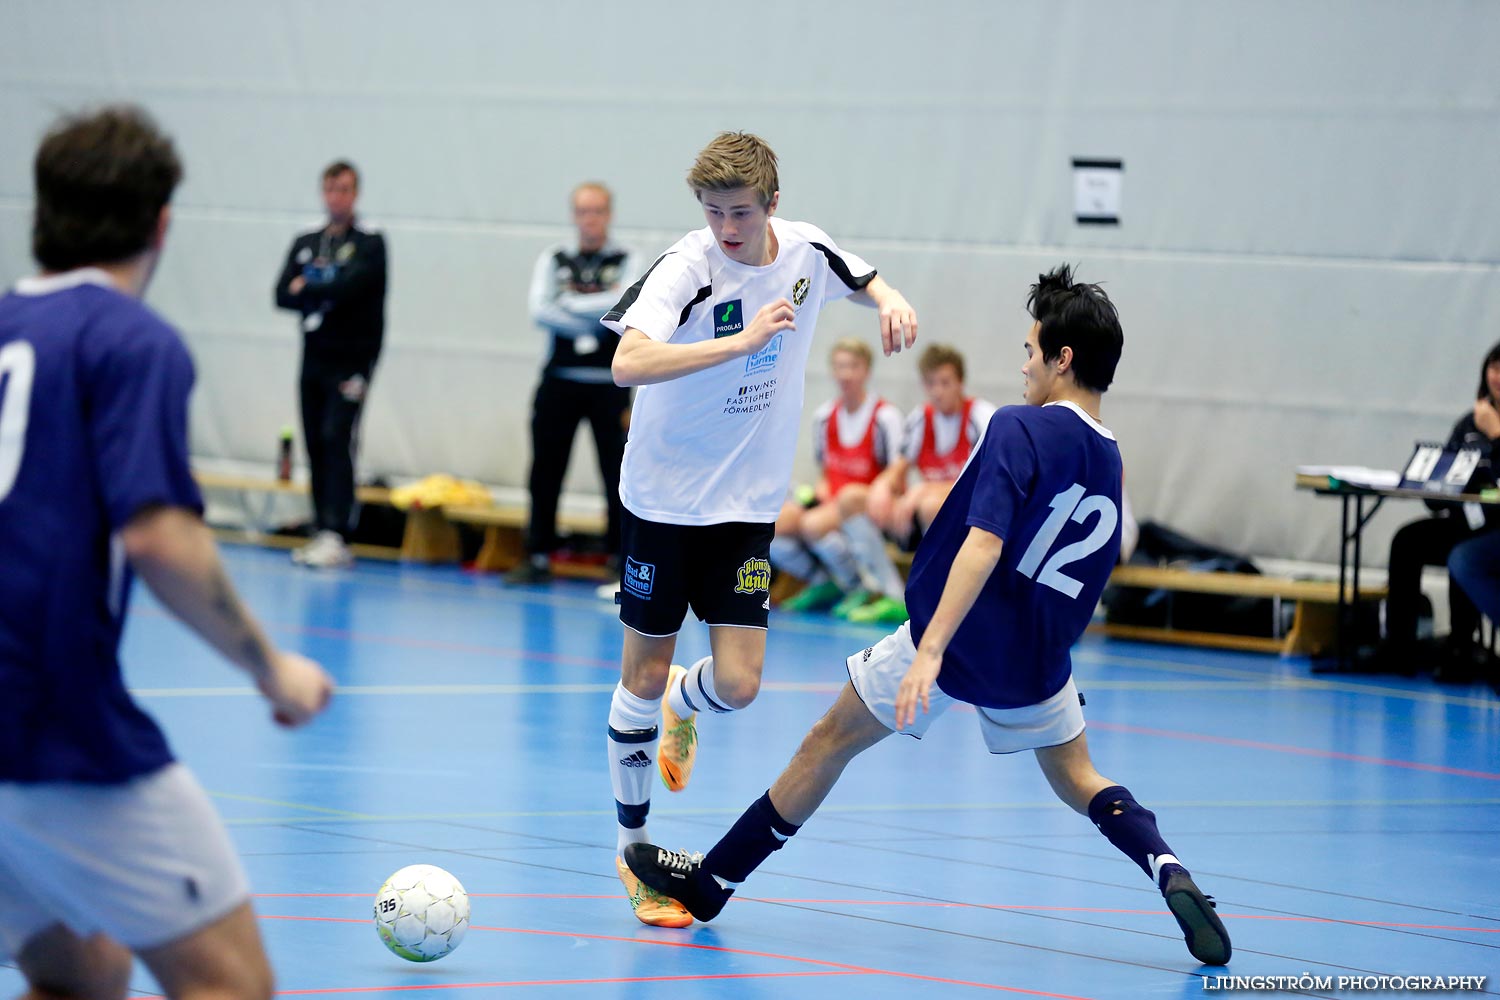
[276,970,855,995]
[253,894,1500,933]
[1089,721,1500,781]
[260,914,1093,999]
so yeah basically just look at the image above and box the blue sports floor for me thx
[5,544,1498,998]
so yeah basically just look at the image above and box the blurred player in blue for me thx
[625,265,1231,966]
[0,106,334,999]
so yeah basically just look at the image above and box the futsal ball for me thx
[374,864,469,962]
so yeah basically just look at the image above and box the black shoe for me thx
[1162,870,1231,965]
[503,556,552,585]
[1431,637,1492,685]
[623,843,731,922]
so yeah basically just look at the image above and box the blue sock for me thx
[704,791,802,885]
[1087,785,1184,889]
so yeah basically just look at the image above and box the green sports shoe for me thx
[782,579,846,612]
[830,588,876,619]
[846,595,907,625]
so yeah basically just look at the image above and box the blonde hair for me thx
[571,181,611,208]
[830,338,873,367]
[918,344,965,382]
[686,132,778,207]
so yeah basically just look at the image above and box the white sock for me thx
[667,655,732,719]
[842,515,905,597]
[809,531,862,591]
[608,683,659,854]
[769,535,820,580]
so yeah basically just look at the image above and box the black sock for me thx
[1087,785,1182,887]
[704,791,802,885]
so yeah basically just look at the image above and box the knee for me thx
[714,666,762,709]
[803,706,868,761]
[835,485,869,519]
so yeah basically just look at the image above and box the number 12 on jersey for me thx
[0,341,36,503]
[1015,483,1119,599]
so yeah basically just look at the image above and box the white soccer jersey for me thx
[811,396,905,470]
[602,217,875,525]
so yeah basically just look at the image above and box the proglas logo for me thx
[713,299,744,338]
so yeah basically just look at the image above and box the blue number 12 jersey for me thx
[0,270,202,783]
[906,401,1123,709]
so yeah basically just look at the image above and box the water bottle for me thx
[277,427,294,481]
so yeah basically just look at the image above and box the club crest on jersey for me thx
[792,277,809,308]
[734,558,771,595]
[745,334,782,376]
[623,557,655,598]
[713,299,744,338]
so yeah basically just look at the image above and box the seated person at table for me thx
[1367,341,1500,678]
[1447,533,1500,695]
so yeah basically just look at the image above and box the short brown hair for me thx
[686,132,778,207]
[323,160,359,187]
[830,338,873,367]
[32,105,182,271]
[918,344,966,383]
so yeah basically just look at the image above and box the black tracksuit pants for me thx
[525,376,629,557]
[300,358,373,538]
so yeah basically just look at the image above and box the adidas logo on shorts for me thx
[619,750,652,768]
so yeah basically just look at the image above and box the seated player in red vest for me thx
[773,339,906,619]
[867,345,996,622]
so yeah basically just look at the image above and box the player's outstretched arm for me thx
[121,505,334,728]
[612,299,796,386]
[848,275,917,356]
[894,526,1003,729]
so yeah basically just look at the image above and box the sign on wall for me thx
[1072,158,1123,225]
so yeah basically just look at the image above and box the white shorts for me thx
[846,621,1086,754]
[0,763,249,960]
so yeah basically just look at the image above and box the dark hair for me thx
[323,160,359,187]
[32,105,183,271]
[918,344,965,383]
[1026,264,1123,393]
[1477,341,1500,402]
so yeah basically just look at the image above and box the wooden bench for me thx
[1094,564,1388,655]
[884,549,1383,655]
[192,470,460,563]
[444,504,612,579]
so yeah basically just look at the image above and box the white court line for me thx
[130,680,849,698]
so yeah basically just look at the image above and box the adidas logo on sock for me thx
[619,750,652,768]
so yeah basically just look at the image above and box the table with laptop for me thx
[1296,441,1499,672]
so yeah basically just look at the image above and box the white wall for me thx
[2,0,1496,562]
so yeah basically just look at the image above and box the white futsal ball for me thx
[374,864,469,962]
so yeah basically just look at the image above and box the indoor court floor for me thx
[5,544,1497,998]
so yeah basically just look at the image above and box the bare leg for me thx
[137,902,273,1000]
[703,625,767,709]
[1033,730,1115,814]
[620,629,677,700]
[769,682,894,825]
[16,924,131,1000]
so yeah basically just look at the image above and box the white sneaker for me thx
[300,531,353,569]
